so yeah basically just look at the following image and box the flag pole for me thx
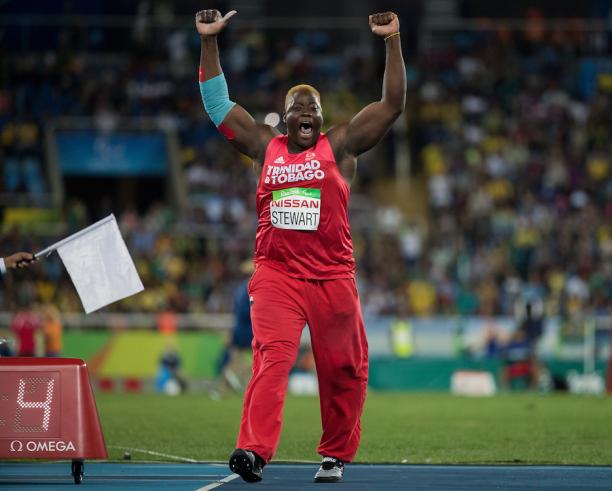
[35,214,116,259]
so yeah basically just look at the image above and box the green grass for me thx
[96,392,612,464]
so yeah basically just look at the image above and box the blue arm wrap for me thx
[199,73,236,127]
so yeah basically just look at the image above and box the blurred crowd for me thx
[396,25,612,321]
[2,5,612,322]
[0,2,377,315]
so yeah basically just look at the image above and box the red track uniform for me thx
[11,311,40,356]
[237,134,369,463]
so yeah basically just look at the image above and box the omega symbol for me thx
[10,441,23,452]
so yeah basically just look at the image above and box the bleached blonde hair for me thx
[284,84,321,111]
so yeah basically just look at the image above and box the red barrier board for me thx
[0,358,107,459]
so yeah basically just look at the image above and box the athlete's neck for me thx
[286,134,320,154]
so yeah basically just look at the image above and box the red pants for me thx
[237,263,368,463]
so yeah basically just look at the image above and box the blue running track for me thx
[1,462,612,490]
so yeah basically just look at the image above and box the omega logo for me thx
[10,441,23,451]
[9,440,76,452]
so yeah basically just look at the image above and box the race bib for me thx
[270,187,321,231]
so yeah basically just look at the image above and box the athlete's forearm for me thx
[199,35,222,82]
[198,34,236,129]
[197,31,274,159]
[381,35,406,114]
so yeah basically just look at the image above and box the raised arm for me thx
[196,10,277,163]
[328,12,406,158]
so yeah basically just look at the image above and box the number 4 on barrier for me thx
[0,358,107,485]
[15,377,55,433]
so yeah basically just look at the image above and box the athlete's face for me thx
[284,90,323,150]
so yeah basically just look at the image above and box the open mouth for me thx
[299,121,313,137]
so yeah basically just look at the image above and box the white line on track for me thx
[107,445,199,463]
[194,473,239,490]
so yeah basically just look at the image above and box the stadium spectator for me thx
[1,4,612,330]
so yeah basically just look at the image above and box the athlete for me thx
[195,9,405,483]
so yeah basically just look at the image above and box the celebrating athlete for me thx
[195,9,405,483]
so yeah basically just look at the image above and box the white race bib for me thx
[270,187,321,231]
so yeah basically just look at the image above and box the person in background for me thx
[522,302,544,347]
[11,304,41,357]
[501,323,539,390]
[0,331,14,357]
[216,260,254,392]
[40,304,63,357]
[156,343,187,395]
[3,253,41,356]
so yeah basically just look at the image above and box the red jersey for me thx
[254,133,355,279]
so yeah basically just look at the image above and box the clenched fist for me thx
[369,12,399,38]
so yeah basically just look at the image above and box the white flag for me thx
[38,214,144,314]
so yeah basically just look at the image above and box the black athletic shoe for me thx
[314,456,344,483]
[229,448,264,483]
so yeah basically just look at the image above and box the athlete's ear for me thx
[282,113,286,123]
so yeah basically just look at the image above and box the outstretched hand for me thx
[4,252,36,269]
[195,9,237,37]
[369,12,399,38]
